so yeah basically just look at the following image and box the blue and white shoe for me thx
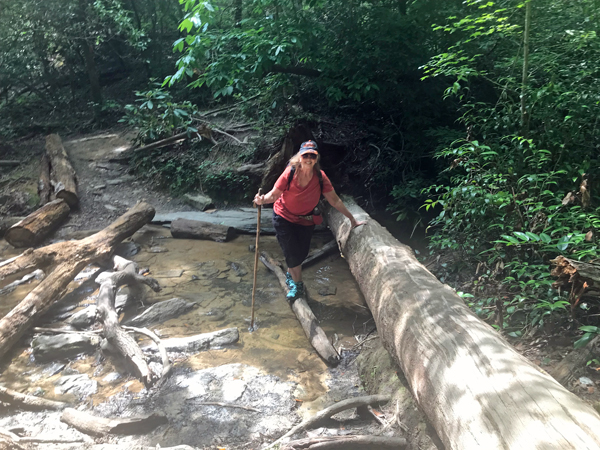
[285,272,293,288]
[287,280,304,300]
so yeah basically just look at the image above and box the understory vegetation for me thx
[1,0,599,349]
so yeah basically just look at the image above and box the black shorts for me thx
[272,212,315,268]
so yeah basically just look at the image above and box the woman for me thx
[254,140,365,300]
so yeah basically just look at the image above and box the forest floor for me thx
[1,128,599,447]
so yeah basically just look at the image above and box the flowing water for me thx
[0,224,371,430]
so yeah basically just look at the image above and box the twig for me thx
[195,402,260,412]
[33,327,101,335]
[212,128,247,145]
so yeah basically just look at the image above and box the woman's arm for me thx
[323,190,366,228]
[254,187,283,205]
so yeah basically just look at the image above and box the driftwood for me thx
[96,256,162,386]
[0,385,68,410]
[325,198,600,450]
[267,394,391,449]
[46,134,78,207]
[122,325,171,380]
[259,251,340,365]
[4,199,70,248]
[302,240,338,268]
[281,435,407,450]
[0,202,155,360]
[170,218,236,242]
[60,408,167,436]
[38,152,52,205]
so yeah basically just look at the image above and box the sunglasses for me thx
[301,153,318,160]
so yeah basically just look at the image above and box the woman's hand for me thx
[254,193,266,205]
[350,218,367,229]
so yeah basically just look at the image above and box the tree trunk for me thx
[260,251,340,365]
[0,202,154,360]
[4,199,70,248]
[520,0,532,136]
[170,218,236,242]
[46,134,78,207]
[324,198,600,450]
[38,152,52,205]
[0,217,24,239]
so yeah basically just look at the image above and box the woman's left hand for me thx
[350,219,367,229]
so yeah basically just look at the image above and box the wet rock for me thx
[127,297,197,327]
[154,269,184,278]
[144,327,239,353]
[318,285,337,296]
[102,372,122,384]
[65,306,97,329]
[205,308,226,322]
[43,362,66,376]
[114,240,140,258]
[230,262,248,277]
[183,192,214,211]
[227,275,242,283]
[104,204,118,212]
[55,373,97,398]
[149,246,168,253]
[31,333,101,362]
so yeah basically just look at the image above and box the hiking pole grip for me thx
[250,188,262,331]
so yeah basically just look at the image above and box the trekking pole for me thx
[250,188,262,331]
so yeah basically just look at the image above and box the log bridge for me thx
[325,198,600,450]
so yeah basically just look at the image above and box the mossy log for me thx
[325,198,600,450]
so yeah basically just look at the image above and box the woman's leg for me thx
[288,265,302,282]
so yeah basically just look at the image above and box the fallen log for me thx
[302,240,338,268]
[325,198,600,450]
[38,152,52,205]
[260,251,340,365]
[0,217,25,239]
[60,408,167,436]
[4,199,70,248]
[281,435,407,450]
[0,385,68,410]
[0,202,155,360]
[266,394,391,449]
[95,256,161,386]
[0,160,20,167]
[551,256,600,316]
[549,336,600,386]
[46,134,78,207]
[170,218,236,242]
[133,125,214,154]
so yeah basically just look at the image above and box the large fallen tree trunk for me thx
[325,198,600,450]
[46,134,78,207]
[4,199,70,248]
[170,218,236,242]
[260,251,340,365]
[0,202,154,360]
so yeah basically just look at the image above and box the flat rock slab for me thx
[32,333,101,362]
[153,209,328,234]
[144,327,239,353]
[54,374,98,399]
[126,297,196,327]
[153,269,184,278]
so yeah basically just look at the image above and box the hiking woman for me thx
[253,140,365,300]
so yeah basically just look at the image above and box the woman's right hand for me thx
[254,193,266,205]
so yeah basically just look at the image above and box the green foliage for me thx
[421,0,600,332]
[575,326,600,350]
[120,84,198,144]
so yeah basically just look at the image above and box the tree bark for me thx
[0,202,154,360]
[46,134,78,207]
[170,218,236,242]
[61,408,167,436]
[4,199,70,248]
[0,217,24,239]
[260,251,340,365]
[325,198,600,450]
[38,152,52,205]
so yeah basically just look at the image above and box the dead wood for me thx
[0,429,25,450]
[549,336,600,386]
[38,152,52,205]
[260,251,340,366]
[122,325,171,380]
[0,385,68,410]
[170,218,236,242]
[281,435,407,450]
[46,134,78,207]
[96,256,161,386]
[60,408,168,436]
[0,202,155,360]
[4,199,70,248]
[133,125,214,154]
[0,160,20,167]
[267,394,391,449]
[0,217,24,239]
[302,240,338,268]
[325,198,600,449]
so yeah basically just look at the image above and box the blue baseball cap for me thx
[299,140,318,155]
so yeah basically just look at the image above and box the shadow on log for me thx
[325,198,600,450]
[260,251,339,365]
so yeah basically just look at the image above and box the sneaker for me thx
[287,280,304,300]
[285,272,293,288]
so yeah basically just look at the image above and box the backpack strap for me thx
[286,166,323,193]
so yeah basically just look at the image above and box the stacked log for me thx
[325,198,600,450]
[4,199,70,248]
[45,134,78,207]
